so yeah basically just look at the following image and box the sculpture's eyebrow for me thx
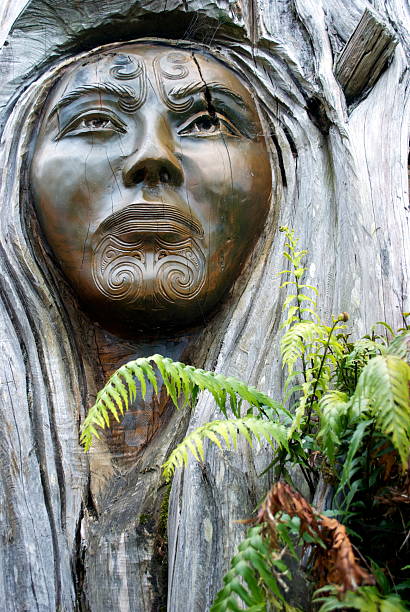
[169,81,246,108]
[49,83,137,117]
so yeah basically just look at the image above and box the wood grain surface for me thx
[0,1,408,610]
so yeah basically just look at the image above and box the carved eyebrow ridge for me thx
[49,83,138,117]
[169,81,245,107]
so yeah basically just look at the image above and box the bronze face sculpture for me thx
[31,43,272,335]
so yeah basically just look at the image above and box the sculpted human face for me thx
[31,44,272,334]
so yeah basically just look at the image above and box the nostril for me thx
[124,158,182,188]
[132,168,145,184]
[159,168,171,184]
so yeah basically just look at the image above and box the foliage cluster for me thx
[210,481,377,612]
[81,227,410,611]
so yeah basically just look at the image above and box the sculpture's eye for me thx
[178,112,241,137]
[56,111,126,140]
[82,117,113,129]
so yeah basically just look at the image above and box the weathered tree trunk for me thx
[0,1,408,611]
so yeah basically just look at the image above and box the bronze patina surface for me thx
[31,43,272,335]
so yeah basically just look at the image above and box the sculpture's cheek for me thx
[182,136,271,252]
[34,144,117,210]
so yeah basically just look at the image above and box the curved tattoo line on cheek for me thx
[91,235,206,308]
[153,53,195,113]
[90,200,206,307]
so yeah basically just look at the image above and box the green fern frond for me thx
[353,355,410,468]
[288,393,309,436]
[314,585,410,612]
[372,320,395,337]
[80,355,282,452]
[335,338,382,396]
[210,525,289,612]
[335,419,373,508]
[344,338,385,368]
[317,391,350,463]
[281,321,326,372]
[162,417,289,481]
[386,330,410,363]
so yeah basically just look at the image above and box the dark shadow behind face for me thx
[31,43,272,336]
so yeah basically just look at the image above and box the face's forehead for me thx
[49,43,257,112]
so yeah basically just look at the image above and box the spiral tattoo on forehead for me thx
[109,54,147,112]
[109,54,143,80]
[153,52,195,113]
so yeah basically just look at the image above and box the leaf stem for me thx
[295,270,308,384]
[304,319,340,432]
[365,421,375,492]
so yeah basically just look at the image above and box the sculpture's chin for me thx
[88,234,210,335]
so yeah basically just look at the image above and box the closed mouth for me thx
[97,203,204,238]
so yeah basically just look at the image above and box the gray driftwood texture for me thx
[0,1,408,611]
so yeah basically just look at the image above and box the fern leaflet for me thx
[317,391,350,463]
[314,585,410,612]
[162,417,289,481]
[353,355,410,468]
[386,330,410,362]
[210,525,289,612]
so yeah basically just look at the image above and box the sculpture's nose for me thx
[122,119,183,188]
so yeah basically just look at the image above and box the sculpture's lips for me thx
[97,203,203,238]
